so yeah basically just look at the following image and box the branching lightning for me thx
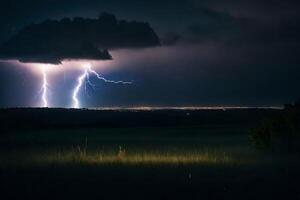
[72,68,89,109]
[72,64,132,108]
[88,68,132,84]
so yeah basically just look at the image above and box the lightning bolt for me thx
[72,68,89,109]
[88,67,132,84]
[41,66,48,107]
[72,64,131,108]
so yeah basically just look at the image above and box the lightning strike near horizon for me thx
[41,66,48,107]
[72,64,132,108]
[72,68,89,109]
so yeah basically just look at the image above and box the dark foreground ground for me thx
[0,108,299,200]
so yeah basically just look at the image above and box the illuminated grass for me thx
[19,147,243,167]
[0,145,257,168]
[40,153,232,165]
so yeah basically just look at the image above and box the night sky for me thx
[0,0,299,108]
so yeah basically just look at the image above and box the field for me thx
[0,109,299,199]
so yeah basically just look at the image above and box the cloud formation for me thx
[0,0,299,106]
[0,13,160,64]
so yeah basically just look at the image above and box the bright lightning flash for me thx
[72,64,132,108]
[41,66,48,107]
[72,68,89,109]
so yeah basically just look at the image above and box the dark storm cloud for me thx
[1,0,299,46]
[167,4,300,47]
[201,0,300,19]
[160,32,182,46]
[183,9,238,43]
[0,13,160,64]
[0,0,299,107]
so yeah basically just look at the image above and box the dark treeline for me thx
[251,101,300,153]
[0,108,280,132]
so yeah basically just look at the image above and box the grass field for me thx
[0,126,299,200]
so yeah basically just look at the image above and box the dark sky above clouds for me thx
[0,0,299,107]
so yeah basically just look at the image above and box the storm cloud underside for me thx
[0,13,160,64]
[0,0,299,107]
